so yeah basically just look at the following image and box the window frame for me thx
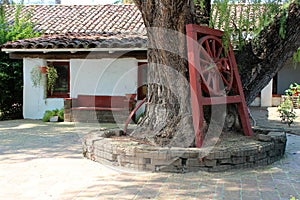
[47,61,70,98]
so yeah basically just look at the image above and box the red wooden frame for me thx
[186,24,252,148]
[47,62,70,98]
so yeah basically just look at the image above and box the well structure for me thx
[83,129,287,172]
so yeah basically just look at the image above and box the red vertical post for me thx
[186,24,205,147]
[228,49,253,136]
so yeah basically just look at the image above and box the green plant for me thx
[278,98,297,126]
[57,108,64,121]
[292,48,300,64]
[0,4,41,120]
[209,0,287,51]
[289,195,297,200]
[285,83,300,96]
[42,108,64,122]
[46,66,58,94]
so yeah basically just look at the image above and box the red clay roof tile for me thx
[2,4,146,50]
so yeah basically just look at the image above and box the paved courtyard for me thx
[0,107,299,200]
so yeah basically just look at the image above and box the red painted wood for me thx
[186,24,223,37]
[186,24,253,148]
[74,95,130,108]
[71,107,126,111]
[202,96,242,105]
[186,25,205,148]
[227,47,253,136]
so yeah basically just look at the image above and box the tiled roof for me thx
[2,4,278,51]
[2,4,146,50]
[4,4,145,34]
[3,33,147,49]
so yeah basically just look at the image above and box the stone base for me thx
[83,129,287,172]
[72,109,129,123]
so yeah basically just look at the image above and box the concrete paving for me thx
[0,108,299,200]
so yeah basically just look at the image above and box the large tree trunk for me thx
[131,0,197,147]
[237,2,300,105]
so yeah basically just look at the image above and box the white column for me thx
[261,79,273,107]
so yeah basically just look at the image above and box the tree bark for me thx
[236,2,300,105]
[131,0,197,147]
[131,0,300,147]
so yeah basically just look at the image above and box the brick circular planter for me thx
[83,129,287,172]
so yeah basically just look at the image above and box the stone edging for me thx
[83,130,287,172]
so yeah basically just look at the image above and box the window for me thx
[47,62,70,98]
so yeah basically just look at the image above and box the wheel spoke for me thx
[200,49,212,62]
[205,40,213,57]
[220,60,231,73]
[212,74,220,93]
[206,73,212,86]
[220,73,229,86]
[199,58,210,65]
[216,46,223,58]
[212,40,216,58]
[198,35,234,96]
[202,63,215,73]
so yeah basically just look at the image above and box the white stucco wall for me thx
[23,57,138,119]
[23,58,64,119]
[260,79,273,107]
[70,58,138,98]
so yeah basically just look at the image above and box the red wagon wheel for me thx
[198,35,234,96]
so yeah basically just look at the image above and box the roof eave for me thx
[2,47,148,53]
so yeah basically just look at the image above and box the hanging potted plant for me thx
[39,66,47,74]
[46,66,58,95]
[30,66,43,87]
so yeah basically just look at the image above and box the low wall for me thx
[83,130,287,172]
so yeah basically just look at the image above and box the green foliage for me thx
[285,83,300,96]
[209,0,289,50]
[278,98,297,126]
[46,66,58,94]
[289,196,297,200]
[293,48,300,63]
[0,3,41,120]
[42,108,64,122]
[279,2,289,39]
[0,52,23,120]
[0,4,40,44]
[278,83,300,126]
[30,65,58,93]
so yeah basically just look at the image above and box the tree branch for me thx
[236,2,300,105]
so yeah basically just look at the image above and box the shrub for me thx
[0,4,41,120]
[278,98,296,127]
[42,108,64,122]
